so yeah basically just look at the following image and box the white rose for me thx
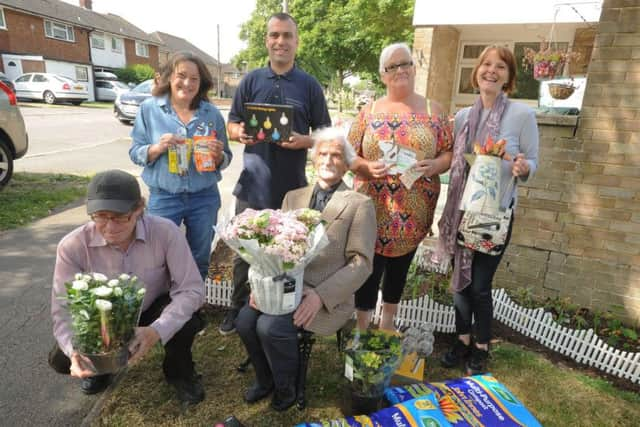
[92,273,108,282]
[95,299,113,311]
[119,273,131,281]
[82,274,92,282]
[72,280,88,291]
[107,279,120,287]
[114,287,123,297]
[137,288,146,296]
[74,273,83,280]
[93,286,113,297]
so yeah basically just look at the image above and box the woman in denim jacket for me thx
[130,51,232,279]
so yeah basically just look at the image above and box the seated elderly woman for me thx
[235,127,376,411]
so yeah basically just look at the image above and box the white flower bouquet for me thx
[218,208,328,314]
[63,273,145,374]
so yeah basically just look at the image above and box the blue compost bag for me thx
[296,392,452,427]
[385,374,542,427]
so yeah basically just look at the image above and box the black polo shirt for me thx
[229,64,331,209]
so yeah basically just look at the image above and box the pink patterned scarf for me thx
[433,92,508,292]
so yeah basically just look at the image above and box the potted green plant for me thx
[344,329,404,415]
[63,273,145,374]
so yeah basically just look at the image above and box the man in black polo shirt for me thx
[220,12,331,334]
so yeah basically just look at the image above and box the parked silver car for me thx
[13,72,88,105]
[0,80,28,187]
[96,80,131,102]
[114,79,153,124]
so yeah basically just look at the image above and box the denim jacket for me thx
[129,95,232,194]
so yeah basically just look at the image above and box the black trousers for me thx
[48,294,205,381]
[354,249,417,310]
[230,198,252,310]
[235,303,299,390]
[454,216,514,344]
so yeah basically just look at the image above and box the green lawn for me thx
[94,310,640,427]
[0,172,89,231]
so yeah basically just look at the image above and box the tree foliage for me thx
[232,0,415,87]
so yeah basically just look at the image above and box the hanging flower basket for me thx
[532,58,564,81]
[523,41,581,81]
[548,82,576,100]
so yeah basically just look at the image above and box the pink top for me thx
[51,214,204,357]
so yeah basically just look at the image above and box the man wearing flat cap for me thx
[49,170,206,405]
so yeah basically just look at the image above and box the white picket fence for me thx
[492,288,640,385]
[204,278,640,384]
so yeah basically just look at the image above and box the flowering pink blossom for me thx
[221,208,323,268]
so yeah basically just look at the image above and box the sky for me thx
[60,0,258,63]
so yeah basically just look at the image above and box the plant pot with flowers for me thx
[343,329,404,415]
[523,41,581,81]
[64,272,145,374]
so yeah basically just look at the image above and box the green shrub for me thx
[113,64,156,84]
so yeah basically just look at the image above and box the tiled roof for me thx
[152,31,218,66]
[0,0,159,44]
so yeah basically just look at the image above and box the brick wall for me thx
[494,0,640,325]
[0,9,90,64]
[412,26,460,113]
[124,39,159,70]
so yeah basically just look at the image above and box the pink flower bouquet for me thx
[218,208,328,314]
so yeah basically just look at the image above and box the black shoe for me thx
[80,374,112,395]
[219,309,238,335]
[168,372,205,405]
[441,339,471,369]
[244,382,274,403]
[466,346,489,375]
[270,386,296,412]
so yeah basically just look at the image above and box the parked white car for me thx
[13,72,88,105]
[0,80,28,187]
[96,80,131,102]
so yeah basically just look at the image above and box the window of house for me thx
[135,41,149,58]
[455,41,571,101]
[456,43,489,95]
[91,32,105,49]
[44,20,75,42]
[75,66,88,82]
[0,8,7,30]
[111,37,123,53]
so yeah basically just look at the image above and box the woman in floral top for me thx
[348,42,453,330]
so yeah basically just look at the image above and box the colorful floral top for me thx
[348,106,453,257]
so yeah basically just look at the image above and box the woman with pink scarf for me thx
[435,46,539,374]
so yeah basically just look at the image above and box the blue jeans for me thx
[147,187,220,279]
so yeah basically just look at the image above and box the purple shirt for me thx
[51,214,204,357]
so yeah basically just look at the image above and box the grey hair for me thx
[379,42,412,73]
[310,126,356,166]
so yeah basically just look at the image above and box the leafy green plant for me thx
[63,273,145,354]
[113,64,156,84]
[402,260,452,304]
[512,287,537,309]
[622,328,638,341]
[344,329,403,397]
